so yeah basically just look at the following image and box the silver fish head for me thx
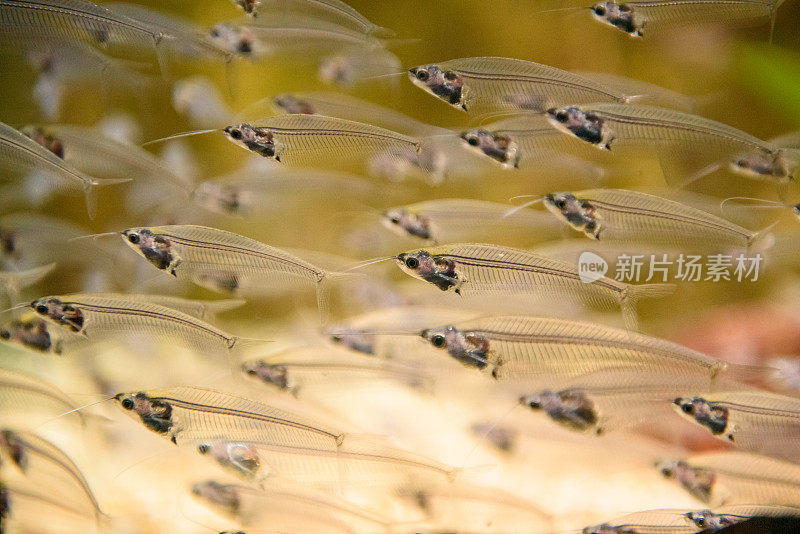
[234,0,261,15]
[208,23,259,56]
[396,250,461,293]
[591,2,642,37]
[114,391,174,437]
[0,318,54,353]
[658,460,715,502]
[241,360,290,390]
[122,227,180,275]
[329,328,375,355]
[460,128,519,168]
[673,396,728,435]
[421,325,490,369]
[546,106,607,148]
[30,297,83,332]
[686,510,728,530]
[520,390,559,411]
[382,208,432,240]
[197,440,261,479]
[408,64,466,111]
[191,480,240,514]
[544,193,599,238]
[224,124,279,159]
[273,94,315,114]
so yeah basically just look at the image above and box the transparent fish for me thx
[673,391,800,461]
[242,345,432,395]
[318,47,401,87]
[0,263,54,304]
[0,312,65,355]
[19,124,190,192]
[191,479,390,532]
[582,509,702,534]
[658,452,800,506]
[29,294,243,356]
[590,0,786,39]
[113,386,345,449]
[192,167,376,216]
[0,367,84,427]
[685,505,800,530]
[407,56,680,114]
[382,199,561,245]
[0,480,98,533]
[230,0,260,15]
[256,0,393,37]
[0,430,103,520]
[420,315,750,388]
[193,433,456,491]
[0,121,129,217]
[542,189,771,250]
[119,225,350,311]
[459,113,610,170]
[397,244,675,329]
[545,104,789,186]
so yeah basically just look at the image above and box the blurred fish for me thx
[0,429,103,520]
[673,391,800,461]
[545,104,794,186]
[588,0,786,40]
[172,76,235,129]
[0,121,129,218]
[658,452,800,506]
[397,244,675,329]
[318,47,401,86]
[0,263,54,304]
[730,130,800,181]
[119,224,352,312]
[542,189,772,251]
[254,0,394,37]
[230,0,259,15]
[191,479,391,532]
[684,505,800,530]
[29,294,247,357]
[582,509,701,533]
[0,367,84,427]
[0,312,65,355]
[113,386,345,449]
[408,56,688,115]
[382,199,561,244]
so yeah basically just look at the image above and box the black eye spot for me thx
[390,217,400,224]
[593,4,606,15]
[467,136,479,146]
[556,199,567,209]
[528,400,541,409]
[36,305,48,314]
[405,257,419,269]
[246,368,256,375]
[121,398,135,410]
[555,111,568,122]
[229,128,242,140]
[431,334,446,348]
[661,467,672,476]
[0,331,9,340]
[444,70,457,81]
[127,233,140,244]
[736,159,747,167]
[682,403,693,414]
[210,28,219,37]
[697,517,705,527]
[416,69,429,82]
[197,444,210,454]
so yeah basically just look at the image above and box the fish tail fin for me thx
[714,362,782,390]
[621,283,676,330]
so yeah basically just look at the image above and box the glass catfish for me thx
[396,243,674,329]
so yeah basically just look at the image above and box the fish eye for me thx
[593,4,606,15]
[210,27,219,37]
[467,135,479,146]
[696,517,705,527]
[405,256,419,269]
[0,330,9,340]
[127,232,140,244]
[246,368,257,375]
[735,159,747,167]
[35,304,49,314]
[389,217,400,224]
[444,70,457,81]
[681,403,693,414]
[197,444,210,454]
[228,128,242,140]
[660,466,673,476]
[416,69,429,82]
[527,399,541,409]
[555,199,567,209]
[555,111,568,122]
[121,398,135,410]
[431,334,446,348]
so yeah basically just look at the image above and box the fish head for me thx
[224,124,279,159]
[421,325,490,369]
[382,208,432,240]
[192,182,242,214]
[544,192,599,238]
[208,23,260,56]
[673,396,728,435]
[122,227,180,275]
[20,125,65,159]
[114,391,174,436]
[30,297,82,332]
[581,524,618,534]
[329,328,375,355]
[273,94,315,114]
[591,2,642,37]
[0,430,26,471]
[460,128,519,168]
[408,64,466,110]
[191,480,240,514]
[0,317,54,353]
[729,151,779,179]
[686,510,731,530]
[793,204,800,220]
[234,0,260,15]
[197,440,261,478]
[546,106,606,147]
[241,360,290,390]
[396,249,461,292]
